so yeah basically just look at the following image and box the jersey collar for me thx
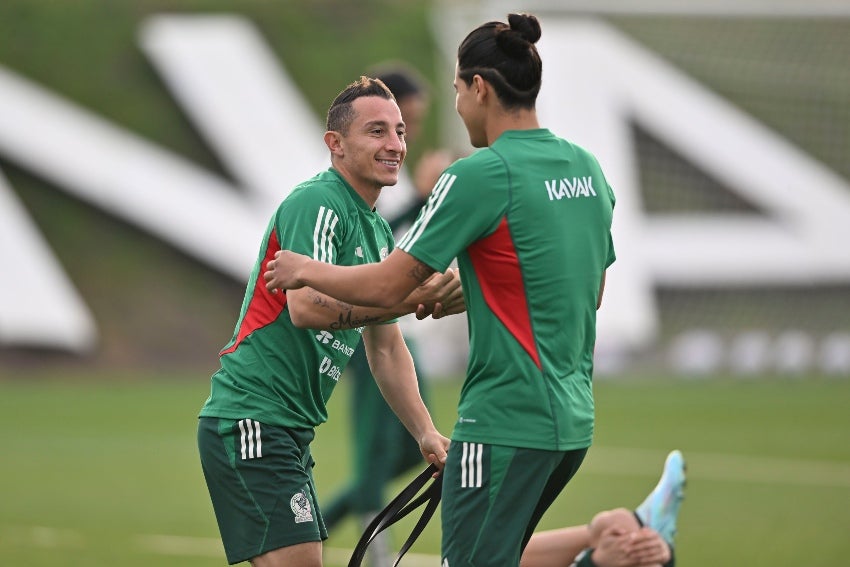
[327,167,376,213]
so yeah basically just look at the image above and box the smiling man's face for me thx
[334,95,407,202]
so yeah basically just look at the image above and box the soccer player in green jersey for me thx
[264,13,616,567]
[322,63,455,567]
[197,77,463,567]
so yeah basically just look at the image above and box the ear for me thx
[324,131,344,157]
[472,74,488,104]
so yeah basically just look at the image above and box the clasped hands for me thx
[410,267,465,320]
[263,249,465,320]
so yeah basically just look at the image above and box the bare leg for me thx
[520,451,684,567]
[520,525,591,567]
[250,541,323,567]
[522,509,668,567]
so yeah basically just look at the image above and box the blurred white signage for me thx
[537,19,850,354]
[0,14,848,363]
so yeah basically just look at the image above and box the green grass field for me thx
[1,373,849,566]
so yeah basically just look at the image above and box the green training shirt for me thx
[200,168,395,429]
[397,129,616,451]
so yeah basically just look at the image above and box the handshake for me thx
[263,249,465,320]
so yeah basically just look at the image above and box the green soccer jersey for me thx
[397,129,616,451]
[200,168,395,429]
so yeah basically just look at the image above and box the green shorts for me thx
[197,417,327,564]
[440,441,587,567]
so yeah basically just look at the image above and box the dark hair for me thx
[457,13,542,110]
[326,76,395,134]
[372,66,425,102]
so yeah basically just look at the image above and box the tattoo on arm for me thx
[409,260,435,284]
[308,288,392,330]
[309,290,353,311]
[330,311,384,330]
[309,290,329,308]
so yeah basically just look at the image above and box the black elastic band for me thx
[348,463,443,567]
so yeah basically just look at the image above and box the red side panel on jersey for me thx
[467,217,541,369]
[220,229,288,356]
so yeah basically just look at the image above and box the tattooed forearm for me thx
[308,289,353,312]
[309,289,330,308]
[409,260,435,284]
[330,310,384,330]
[308,289,386,329]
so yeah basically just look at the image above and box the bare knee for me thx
[588,508,640,547]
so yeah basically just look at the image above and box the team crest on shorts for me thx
[290,490,313,523]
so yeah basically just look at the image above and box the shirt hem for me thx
[450,433,592,452]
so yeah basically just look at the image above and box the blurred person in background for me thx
[197,76,464,567]
[322,62,454,567]
[367,62,456,230]
[521,450,685,567]
[263,12,617,566]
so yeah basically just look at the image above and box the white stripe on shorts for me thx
[238,419,263,460]
[460,442,483,488]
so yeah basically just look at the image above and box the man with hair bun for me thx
[265,13,618,565]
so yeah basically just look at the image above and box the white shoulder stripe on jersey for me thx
[238,418,263,460]
[397,173,456,251]
[312,206,339,263]
[313,207,326,261]
[322,208,339,263]
[459,441,483,488]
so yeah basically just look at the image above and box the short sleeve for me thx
[396,154,505,271]
[276,189,346,265]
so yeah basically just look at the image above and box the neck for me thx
[485,107,539,146]
[355,186,381,210]
[333,163,381,209]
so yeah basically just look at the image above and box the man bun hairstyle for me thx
[457,13,542,110]
[497,13,542,58]
[327,76,395,135]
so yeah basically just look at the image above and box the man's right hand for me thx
[264,249,311,292]
[407,268,465,319]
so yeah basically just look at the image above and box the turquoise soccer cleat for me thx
[635,450,686,545]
